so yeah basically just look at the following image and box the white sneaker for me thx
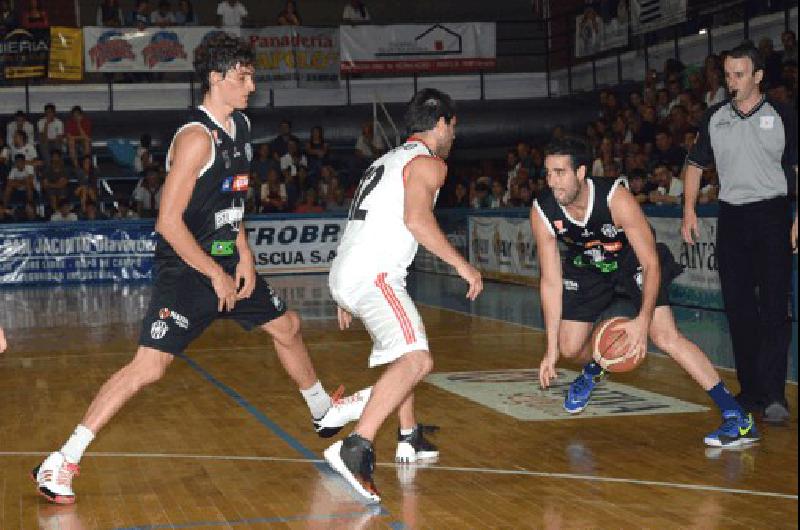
[395,424,439,463]
[314,386,372,438]
[32,452,80,505]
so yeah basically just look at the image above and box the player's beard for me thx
[554,181,581,206]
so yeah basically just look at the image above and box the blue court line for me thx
[112,509,380,530]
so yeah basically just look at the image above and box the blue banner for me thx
[0,221,157,285]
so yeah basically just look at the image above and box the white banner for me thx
[244,218,346,274]
[340,23,496,74]
[574,8,629,58]
[468,217,539,281]
[630,0,687,35]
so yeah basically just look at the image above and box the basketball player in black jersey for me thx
[32,36,369,505]
[530,138,758,448]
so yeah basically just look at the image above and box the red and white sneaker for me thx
[32,452,80,505]
[314,386,372,438]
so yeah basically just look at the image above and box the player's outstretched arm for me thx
[530,202,562,388]
[404,156,482,300]
[610,186,660,361]
[156,125,237,311]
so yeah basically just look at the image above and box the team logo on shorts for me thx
[151,320,169,340]
[634,270,643,288]
[266,285,285,312]
[159,307,171,319]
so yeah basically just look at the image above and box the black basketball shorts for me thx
[561,243,684,323]
[138,261,287,354]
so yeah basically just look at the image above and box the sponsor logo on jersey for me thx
[554,219,567,234]
[214,200,245,231]
[563,279,579,291]
[150,320,169,340]
[211,240,236,256]
[602,241,623,252]
[581,228,593,238]
[221,175,248,192]
[760,116,775,129]
[601,223,619,238]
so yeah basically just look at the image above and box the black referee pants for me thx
[717,197,793,408]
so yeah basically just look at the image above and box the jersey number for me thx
[348,165,384,221]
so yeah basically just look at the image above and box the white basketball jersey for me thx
[333,138,442,278]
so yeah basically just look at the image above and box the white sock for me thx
[300,381,332,420]
[60,425,95,464]
[400,428,414,436]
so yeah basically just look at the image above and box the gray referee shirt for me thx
[687,96,797,205]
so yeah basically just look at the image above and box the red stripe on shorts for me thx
[375,273,416,344]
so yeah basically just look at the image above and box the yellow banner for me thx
[48,26,83,81]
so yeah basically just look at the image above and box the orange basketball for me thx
[591,317,642,373]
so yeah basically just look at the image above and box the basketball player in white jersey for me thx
[323,89,483,502]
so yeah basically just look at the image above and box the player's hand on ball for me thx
[212,269,238,312]
[457,263,483,300]
[617,317,648,363]
[235,253,257,300]
[337,306,353,330]
[539,353,558,389]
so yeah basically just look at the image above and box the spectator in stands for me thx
[318,164,338,199]
[135,134,153,175]
[768,80,792,105]
[250,142,278,193]
[280,139,308,178]
[781,30,797,64]
[591,136,615,177]
[217,0,247,27]
[3,154,35,208]
[688,101,707,129]
[648,164,683,205]
[1,1,17,32]
[628,169,649,205]
[74,155,98,215]
[656,88,670,119]
[325,187,350,213]
[449,180,470,208]
[41,150,69,213]
[97,0,125,26]
[667,104,693,145]
[150,0,175,26]
[112,201,139,219]
[66,106,92,169]
[294,187,323,213]
[277,0,301,26]
[651,128,686,175]
[759,37,784,88]
[354,121,385,161]
[611,114,633,145]
[644,68,658,91]
[174,0,196,25]
[260,167,287,213]
[505,149,520,188]
[472,181,490,208]
[0,136,9,182]
[488,179,506,208]
[634,105,657,152]
[20,0,48,28]
[783,60,798,99]
[698,168,719,205]
[603,160,621,180]
[704,67,726,107]
[10,131,40,170]
[270,119,299,157]
[37,104,65,167]
[529,146,546,181]
[130,0,151,28]
[81,202,104,221]
[132,168,162,218]
[50,199,78,222]
[7,111,35,148]
[342,0,370,23]
[305,125,329,174]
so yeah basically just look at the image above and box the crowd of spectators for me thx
[439,30,798,210]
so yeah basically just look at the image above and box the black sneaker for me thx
[395,423,439,463]
[323,434,380,503]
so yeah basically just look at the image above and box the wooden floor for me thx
[0,276,797,529]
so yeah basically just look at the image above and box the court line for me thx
[2,451,795,501]
[417,302,800,385]
[110,508,383,530]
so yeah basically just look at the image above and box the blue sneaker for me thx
[564,368,604,414]
[704,411,760,448]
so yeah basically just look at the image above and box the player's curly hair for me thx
[193,33,254,94]
[404,88,456,134]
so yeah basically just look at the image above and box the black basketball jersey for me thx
[155,106,253,264]
[534,177,631,273]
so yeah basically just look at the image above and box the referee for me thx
[682,43,797,425]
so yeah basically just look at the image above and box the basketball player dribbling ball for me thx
[531,137,759,448]
[324,89,483,502]
[32,35,370,505]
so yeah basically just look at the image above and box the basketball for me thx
[591,317,643,373]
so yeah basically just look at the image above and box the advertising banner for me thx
[574,7,629,58]
[468,217,539,283]
[630,0,687,35]
[243,26,340,88]
[1,27,49,80]
[340,23,496,74]
[0,222,156,285]
[48,26,83,81]
[244,218,346,274]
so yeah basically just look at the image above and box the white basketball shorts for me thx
[329,270,429,367]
